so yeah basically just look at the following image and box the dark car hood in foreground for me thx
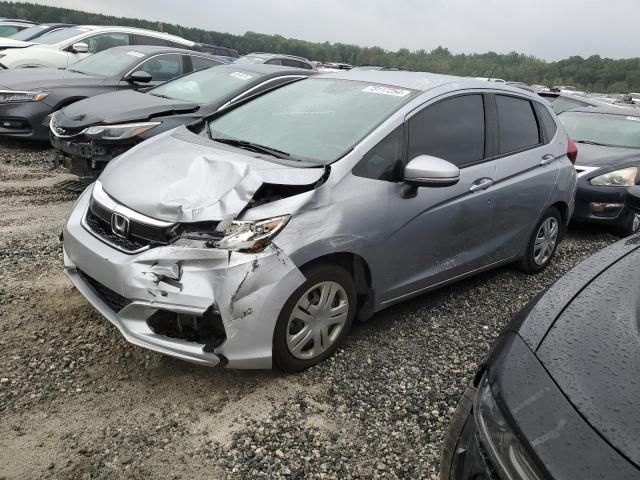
[0,68,107,90]
[536,237,640,466]
[56,90,199,127]
[99,127,325,223]
[575,143,640,167]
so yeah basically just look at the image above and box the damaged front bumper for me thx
[51,133,134,183]
[63,188,306,369]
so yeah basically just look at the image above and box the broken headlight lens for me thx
[84,122,160,141]
[475,376,544,480]
[0,90,48,103]
[215,215,290,252]
[590,167,637,186]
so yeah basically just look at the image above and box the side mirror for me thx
[625,186,640,213]
[71,42,88,53]
[403,155,460,187]
[126,70,153,84]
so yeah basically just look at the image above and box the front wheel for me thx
[518,207,563,274]
[613,211,640,238]
[273,264,356,372]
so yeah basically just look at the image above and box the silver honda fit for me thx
[62,71,577,371]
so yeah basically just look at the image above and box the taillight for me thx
[567,137,578,165]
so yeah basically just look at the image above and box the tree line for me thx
[1,1,638,93]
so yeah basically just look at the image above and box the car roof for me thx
[217,62,316,77]
[102,44,216,56]
[73,25,194,44]
[317,70,526,93]
[562,106,640,116]
[245,52,311,62]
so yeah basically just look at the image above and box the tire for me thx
[439,381,477,480]
[518,207,563,274]
[613,211,640,238]
[273,263,356,373]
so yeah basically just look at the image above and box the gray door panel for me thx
[371,161,496,303]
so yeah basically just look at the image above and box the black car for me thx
[50,63,315,187]
[0,45,225,141]
[559,106,640,236]
[5,23,74,42]
[441,186,640,480]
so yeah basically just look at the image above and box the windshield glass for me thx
[150,67,260,103]
[235,56,265,64]
[208,78,417,164]
[36,26,90,45]
[560,112,640,149]
[69,49,144,77]
[9,24,47,40]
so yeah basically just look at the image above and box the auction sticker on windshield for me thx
[362,85,411,97]
[231,72,253,81]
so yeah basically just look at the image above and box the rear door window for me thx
[190,55,222,72]
[408,94,486,167]
[132,34,169,46]
[496,95,541,154]
[84,32,131,53]
[137,54,185,81]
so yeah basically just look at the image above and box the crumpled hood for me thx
[575,143,640,167]
[56,90,198,128]
[536,243,640,466]
[0,67,104,90]
[99,127,325,223]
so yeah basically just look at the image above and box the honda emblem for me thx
[111,213,130,238]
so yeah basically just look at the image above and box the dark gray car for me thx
[0,45,225,141]
[50,64,315,187]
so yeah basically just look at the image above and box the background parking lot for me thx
[0,141,616,479]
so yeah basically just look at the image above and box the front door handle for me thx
[540,154,555,166]
[469,178,494,193]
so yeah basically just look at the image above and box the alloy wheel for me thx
[533,217,559,266]
[286,281,349,360]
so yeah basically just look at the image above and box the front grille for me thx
[85,198,177,253]
[78,270,131,312]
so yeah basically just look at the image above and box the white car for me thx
[0,25,201,69]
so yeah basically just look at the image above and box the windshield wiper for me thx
[150,93,173,99]
[211,137,294,160]
[574,140,616,147]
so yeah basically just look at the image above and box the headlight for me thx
[590,167,637,186]
[0,90,48,103]
[475,377,544,480]
[174,216,290,252]
[84,122,160,140]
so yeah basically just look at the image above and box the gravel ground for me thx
[0,140,618,480]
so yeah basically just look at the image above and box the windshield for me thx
[35,26,90,45]
[208,78,417,164]
[235,56,266,65]
[69,49,144,77]
[150,67,260,103]
[560,112,640,149]
[9,24,47,40]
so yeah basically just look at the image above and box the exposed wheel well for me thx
[550,201,569,225]
[300,253,375,321]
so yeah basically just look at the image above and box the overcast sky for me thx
[30,0,640,61]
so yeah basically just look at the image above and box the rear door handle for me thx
[469,178,494,192]
[540,154,555,166]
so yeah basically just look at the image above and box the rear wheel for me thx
[273,264,356,372]
[518,207,563,274]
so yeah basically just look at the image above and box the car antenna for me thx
[486,65,497,82]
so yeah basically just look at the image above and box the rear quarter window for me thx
[534,103,558,143]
